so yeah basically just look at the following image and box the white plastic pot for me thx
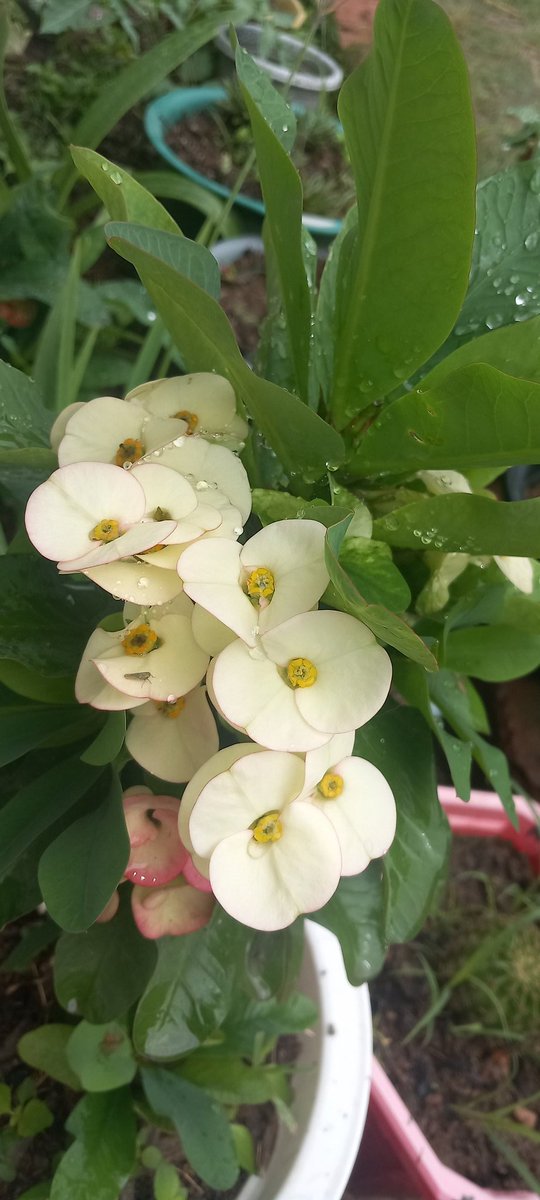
[214,23,343,108]
[239,920,372,1200]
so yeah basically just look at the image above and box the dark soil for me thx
[371,835,540,1191]
[220,251,268,359]
[0,917,293,1199]
[165,108,354,219]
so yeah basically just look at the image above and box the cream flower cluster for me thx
[26,373,396,933]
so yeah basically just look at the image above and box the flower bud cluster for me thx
[26,375,396,934]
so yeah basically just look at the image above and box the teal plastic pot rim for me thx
[144,87,342,238]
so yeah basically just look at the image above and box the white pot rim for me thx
[214,23,344,93]
[239,920,372,1200]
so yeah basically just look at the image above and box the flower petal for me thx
[189,750,305,859]
[58,518,177,572]
[84,560,184,606]
[308,756,396,875]
[131,878,214,939]
[302,733,355,795]
[240,520,329,633]
[75,627,147,710]
[192,605,237,656]
[494,555,534,594]
[178,743,261,852]
[95,613,208,702]
[58,396,186,465]
[209,800,341,930]
[123,792,188,886]
[25,462,145,562]
[155,439,251,521]
[126,687,219,783]
[127,373,237,432]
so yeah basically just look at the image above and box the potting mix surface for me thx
[371,835,540,1190]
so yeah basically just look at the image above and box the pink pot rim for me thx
[370,786,540,1200]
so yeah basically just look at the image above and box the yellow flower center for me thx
[317,771,344,800]
[251,810,283,843]
[115,437,144,467]
[245,566,275,601]
[174,410,198,434]
[287,657,318,688]
[89,518,120,543]
[122,624,159,656]
[156,697,185,719]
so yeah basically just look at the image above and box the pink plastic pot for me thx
[364,787,540,1200]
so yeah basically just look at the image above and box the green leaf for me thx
[81,713,126,766]
[55,9,242,197]
[106,223,344,483]
[0,363,52,449]
[154,1161,185,1200]
[133,910,253,1059]
[355,706,451,942]
[314,208,357,404]
[39,774,129,932]
[0,446,57,505]
[0,1083,11,1115]
[0,756,104,878]
[17,1099,53,1138]
[136,170,227,223]
[0,660,75,704]
[236,44,311,400]
[18,1025,81,1090]
[312,862,386,984]
[330,0,476,425]
[339,537,411,611]
[375,493,540,555]
[251,490,332,524]
[176,1053,290,1106]
[444,625,540,682]
[71,148,180,235]
[356,364,540,475]
[66,1021,136,1092]
[104,222,219,299]
[2,915,58,972]
[0,557,112,676]
[231,1124,255,1176]
[392,657,472,800]
[141,1068,238,1191]
[0,706,87,768]
[16,1186,50,1200]
[223,993,316,1054]
[54,890,157,1022]
[444,162,540,353]
[246,924,304,1002]
[325,517,437,669]
[420,314,540,390]
[50,1090,136,1200]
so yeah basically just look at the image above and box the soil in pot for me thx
[165,95,355,220]
[219,250,268,359]
[371,835,540,1192]
[0,915,296,1198]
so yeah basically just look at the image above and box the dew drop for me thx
[525,232,538,251]
[515,293,528,307]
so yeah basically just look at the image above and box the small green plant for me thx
[0,1077,53,1185]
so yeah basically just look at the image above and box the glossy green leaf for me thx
[18,1025,81,1090]
[0,756,104,878]
[330,0,476,425]
[0,446,57,504]
[50,1090,136,1200]
[356,364,540,475]
[355,705,451,942]
[106,223,344,481]
[236,44,311,400]
[325,517,437,669]
[81,712,126,766]
[251,490,334,524]
[39,774,129,931]
[444,162,540,353]
[0,557,112,676]
[66,1021,136,1092]
[339,537,411,611]
[444,625,540,681]
[105,222,219,298]
[312,862,386,984]
[223,992,316,1054]
[0,363,52,449]
[314,208,357,404]
[54,891,157,1022]
[136,169,227,223]
[392,657,472,800]
[375,493,540,555]
[55,9,240,195]
[141,1067,238,1191]
[420,314,540,390]
[429,669,515,822]
[246,923,304,1002]
[176,1053,289,1106]
[133,910,253,1059]
[0,660,75,704]
[0,915,58,972]
[71,147,180,235]
[0,706,86,768]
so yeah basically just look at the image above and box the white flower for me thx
[192,605,236,656]
[211,610,392,752]
[126,687,219,783]
[188,750,341,930]
[127,373,248,447]
[492,555,534,594]
[84,560,185,607]
[179,520,329,645]
[25,462,176,572]
[419,469,472,495]
[300,734,396,875]
[75,627,148,710]
[50,402,84,454]
[57,395,187,467]
[153,438,252,524]
[92,611,209,703]
[178,743,261,857]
